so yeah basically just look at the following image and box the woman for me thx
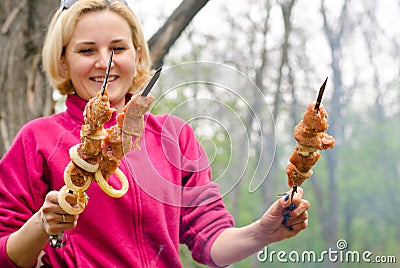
[0,0,310,267]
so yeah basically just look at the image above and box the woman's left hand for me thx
[258,187,310,245]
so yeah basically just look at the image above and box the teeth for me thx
[92,76,117,82]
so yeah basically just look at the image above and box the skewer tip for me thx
[314,76,328,111]
[141,67,162,97]
[100,50,115,96]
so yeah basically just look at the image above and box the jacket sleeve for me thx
[176,118,234,267]
[0,123,50,266]
[0,236,17,267]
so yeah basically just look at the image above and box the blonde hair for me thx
[42,0,152,95]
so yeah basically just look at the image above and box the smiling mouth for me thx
[91,75,118,83]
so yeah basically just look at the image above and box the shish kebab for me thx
[49,50,160,247]
[285,77,335,202]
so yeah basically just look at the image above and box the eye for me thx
[79,48,94,54]
[112,47,126,53]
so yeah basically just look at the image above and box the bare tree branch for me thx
[148,0,210,68]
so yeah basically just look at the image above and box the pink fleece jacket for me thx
[0,94,233,267]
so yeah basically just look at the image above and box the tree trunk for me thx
[262,0,296,206]
[0,0,57,157]
[317,1,350,267]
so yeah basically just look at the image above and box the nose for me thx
[95,49,114,70]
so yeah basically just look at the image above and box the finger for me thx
[275,187,305,212]
[270,198,294,220]
[42,212,78,235]
[44,191,61,205]
[289,219,309,232]
[42,199,62,215]
[43,191,74,215]
[283,218,308,240]
[42,191,79,215]
[281,200,309,225]
[56,213,79,224]
[291,187,304,204]
[41,192,80,236]
[277,192,292,209]
[285,211,308,226]
[289,199,310,218]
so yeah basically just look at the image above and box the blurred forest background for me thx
[1,0,399,267]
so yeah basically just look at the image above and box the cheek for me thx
[119,58,136,75]
[68,60,92,81]
[117,61,136,87]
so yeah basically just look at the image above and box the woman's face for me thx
[63,10,139,111]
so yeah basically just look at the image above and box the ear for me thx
[135,46,141,67]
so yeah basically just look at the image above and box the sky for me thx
[127,0,400,74]
[127,0,400,43]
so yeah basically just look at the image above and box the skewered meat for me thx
[286,102,335,188]
[58,90,154,215]
[289,149,320,172]
[302,101,329,132]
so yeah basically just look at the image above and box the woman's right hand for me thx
[6,191,80,267]
[40,190,79,235]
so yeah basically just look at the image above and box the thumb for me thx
[270,187,305,215]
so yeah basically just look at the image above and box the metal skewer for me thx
[141,67,162,97]
[290,186,297,203]
[314,77,328,110]
[100,50,114,96]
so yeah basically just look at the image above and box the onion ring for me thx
[58,185,88,215]
[295,142,318,156]
[63,161,92,192]
[69,144,99,172]
[121,129,141,137]
[94,168,128,198]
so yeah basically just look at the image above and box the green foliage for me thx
[167,82,400,267]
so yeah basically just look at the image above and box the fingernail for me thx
[289,203,296,211]
[282,219,288,225]
[283,212,291,219]
[284,194,289,201]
